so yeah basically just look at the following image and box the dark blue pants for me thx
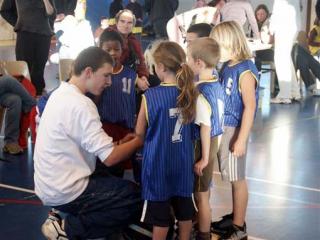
[54,174,142,240]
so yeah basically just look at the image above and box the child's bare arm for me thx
[135,96,147,141]
[194,123,211,176]
[233,71,257,158]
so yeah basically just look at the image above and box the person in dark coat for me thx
[0,0,56,96]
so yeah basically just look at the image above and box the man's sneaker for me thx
[41,211,68,240]
[211,213,234,234]
[219,224,247,240]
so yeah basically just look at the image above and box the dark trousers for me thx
[15,31,51,95]
[54,174,143,240]
[153,19,169,38]
[0,75,36,143]
[292,43,320,88]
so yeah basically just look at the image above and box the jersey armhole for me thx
[238,70,258,93]
[142,95,149,125]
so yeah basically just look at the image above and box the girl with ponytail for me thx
[135,41,198,240]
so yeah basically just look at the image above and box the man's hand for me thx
[136,76,150,91]
[194,159,208,176]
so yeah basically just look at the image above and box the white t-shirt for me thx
[195,94,211,127]
[34,82,114,206]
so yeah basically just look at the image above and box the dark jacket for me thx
[0,0,56,36]
[126,2,143,20]
[54,0,77,15]
[109,0,123,18]
[145,0,179,22]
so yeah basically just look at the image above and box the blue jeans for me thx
[0,75,36,143]
[54,174,142,240]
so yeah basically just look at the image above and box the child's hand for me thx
[137,76,150,91]
[232,140,246,158]
[194,159,208,176]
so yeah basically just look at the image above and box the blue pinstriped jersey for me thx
[142,84,195,201]
[194,79,225,139]
[98,66,137,129]
[220,60,259,127]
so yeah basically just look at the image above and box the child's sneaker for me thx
[219,224,247,240]
[41,211,68,240]
[211,213,234,234]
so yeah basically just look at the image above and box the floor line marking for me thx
[213,171,320,192]
[212,185,319,205]
[0,183,35,194]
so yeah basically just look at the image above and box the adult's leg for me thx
[153,19,169,38]
[55,175,142,239]
[294,45,315,88]
[32,33,51,95]
[274,31,298,99]
[15,31,34,81]
[0,93,21,144]
[0,75,36,113]
[300,46,320,84]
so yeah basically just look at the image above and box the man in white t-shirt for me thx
[34,46,143,239]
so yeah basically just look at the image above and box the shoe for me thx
[3,143,23,155]
[219,224,248,240]
[270,97,292,104]
[211,213,234,234]
[41,211,68,240]
[292,96,302,102]
[307,84,316,92]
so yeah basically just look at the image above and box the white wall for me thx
[177,0,309,31]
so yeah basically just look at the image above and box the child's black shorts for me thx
[140,196,197,227]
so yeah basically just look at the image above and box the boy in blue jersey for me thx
[186,23,219,81]
[98,30,139,176]
[136,41,198,240]
[210,21,259,240]
[187,37,225,240]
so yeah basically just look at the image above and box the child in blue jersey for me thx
[187,37,225,240]
[135,41,198,240]
[210,21,259,240]
[98,30,138,175]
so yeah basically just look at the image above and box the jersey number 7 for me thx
[169,108,183,143]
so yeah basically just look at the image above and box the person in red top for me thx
[113,9,150,90]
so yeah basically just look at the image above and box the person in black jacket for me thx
[316,0,320,19]
[110,0,123,18]
[0,0,56,96]
[145,0,179,38]
[54,0,77,20]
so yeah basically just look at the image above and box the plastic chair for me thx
[59,59,73,81]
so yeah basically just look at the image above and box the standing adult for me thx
[54,0,77,21]
[219,0,259,38]
[270,0,302,104]
[110,0,124,18]
[145,0,179,38]
[36,47,143,239]
[0,0,56,96]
